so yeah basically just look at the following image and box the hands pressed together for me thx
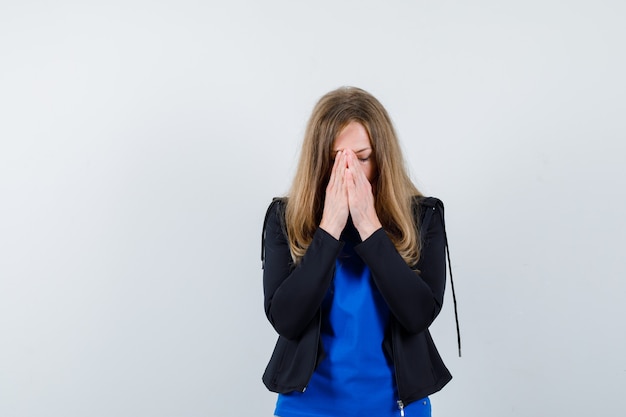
[319,149,382,241]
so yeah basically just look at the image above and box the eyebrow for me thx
[332,147,372,154]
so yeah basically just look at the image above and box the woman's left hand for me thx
[345,149,382,240]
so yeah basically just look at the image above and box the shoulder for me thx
[265,197,288,219]
[261,197,289,266]
[411,195,444,220]
[412,195,444,209]
[263,197,288,232]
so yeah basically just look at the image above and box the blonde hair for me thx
[286,86,422,266]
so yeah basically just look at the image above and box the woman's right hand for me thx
[319,150,349,240]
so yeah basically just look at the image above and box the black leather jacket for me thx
[261,197,452,407]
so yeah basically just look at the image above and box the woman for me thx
[261,87,455,417]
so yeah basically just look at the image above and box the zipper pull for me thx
[397,400,405,417]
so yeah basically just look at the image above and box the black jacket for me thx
[261,196,452,406]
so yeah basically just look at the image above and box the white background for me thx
[1,1,625,416]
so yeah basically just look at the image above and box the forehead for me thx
[333,121,372,152]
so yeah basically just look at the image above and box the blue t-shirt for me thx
[275,226,431,417]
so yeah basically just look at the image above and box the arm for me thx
[354,200,446,334]
[262,200,344,340]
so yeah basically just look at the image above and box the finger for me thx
[343,168,351,199]
[345,155,361,198]
[327,152,339,188]
[345,149,355,172]
[345,167,356,197]
[330,150,344,189]
[336,151,347,186]
[346,149,368,187]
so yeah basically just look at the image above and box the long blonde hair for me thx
[286,86,422,266]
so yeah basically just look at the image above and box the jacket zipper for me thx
[301,266,335,393]
[300,310,322,393]
[397,400,405,416]
[391,320,406,416]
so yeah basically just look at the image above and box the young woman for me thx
[261,87,455,417]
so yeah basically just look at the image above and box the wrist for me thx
[356,219,382,241]
[319,219,342,240]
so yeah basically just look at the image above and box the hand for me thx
[345,149,382,240]
[319,150,350,240]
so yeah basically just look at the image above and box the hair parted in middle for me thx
[285,86,423,266]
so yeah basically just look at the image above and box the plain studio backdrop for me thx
[1,1,625,416]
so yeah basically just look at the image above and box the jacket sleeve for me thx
[354,199,446,334]
[262,200,344,340]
